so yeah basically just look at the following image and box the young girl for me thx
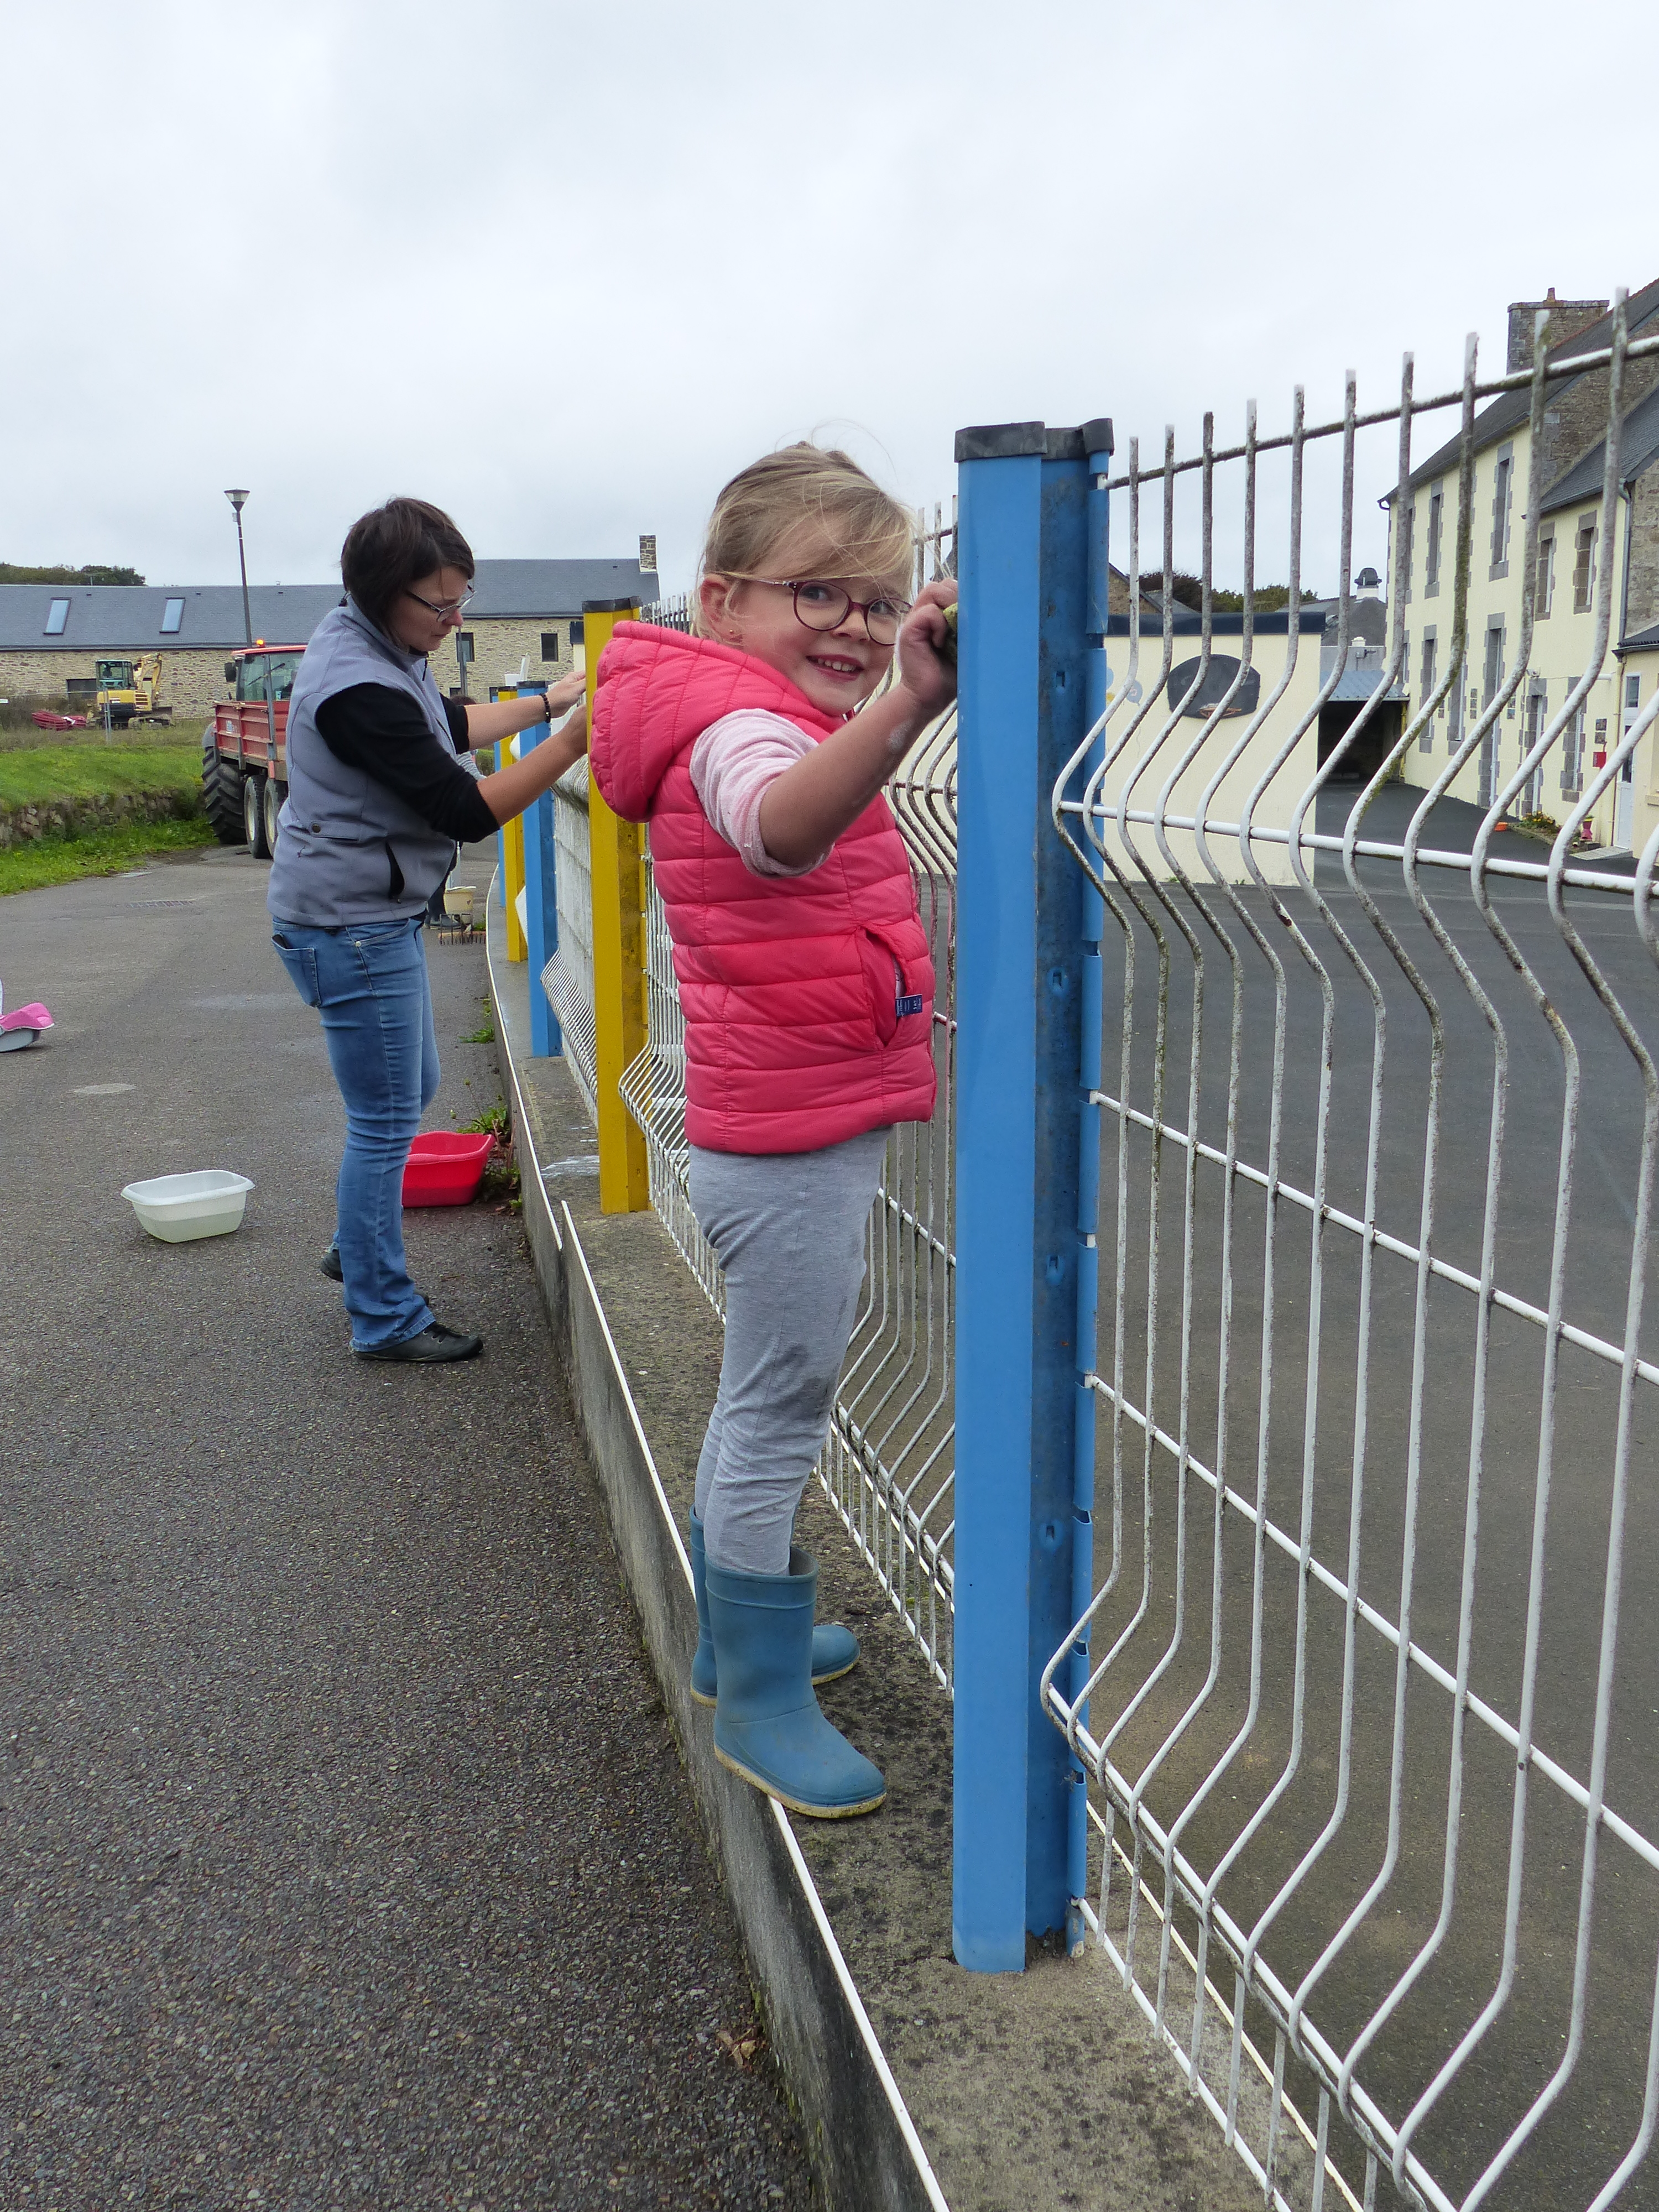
[590,445,956,1818]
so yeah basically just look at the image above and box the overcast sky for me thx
[8,0,1654,602]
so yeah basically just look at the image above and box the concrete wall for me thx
[1095,638,1324,883]
[1619,641,1659,859]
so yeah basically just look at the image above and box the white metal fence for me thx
[1043,294,1659,2209]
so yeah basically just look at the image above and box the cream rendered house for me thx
[1387,282,1659,853]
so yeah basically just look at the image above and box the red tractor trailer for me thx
[202,644,304,857]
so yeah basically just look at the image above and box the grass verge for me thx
[0,742,203,808]
[0,816,218,896]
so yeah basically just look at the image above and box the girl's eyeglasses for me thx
[404,585,474,619]
[750,578,910,646]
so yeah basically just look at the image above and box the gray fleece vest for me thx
[267,597,464,926]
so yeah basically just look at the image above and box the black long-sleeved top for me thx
[314,686,498,843]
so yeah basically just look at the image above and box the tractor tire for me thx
[202,746,246,846]
[243,769,271,860]
[262,776,286,858]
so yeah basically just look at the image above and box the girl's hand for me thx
[894,580,959,714]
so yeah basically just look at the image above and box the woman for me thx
[268,496,587,1364]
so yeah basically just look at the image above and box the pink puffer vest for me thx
[590,623,937,1156]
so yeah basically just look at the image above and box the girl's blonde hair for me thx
[695,443,914,637]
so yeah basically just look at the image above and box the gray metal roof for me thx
[468,557,658,616]
[1326,665,1405,702]
[1394,276,1659,500]
[0,583,341,651]
[1538,377,1659,515]
[1618,619,1659,654]
[0,558,659,653]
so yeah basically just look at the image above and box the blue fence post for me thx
[515,687,562,1057]
[953,422,1094,1971]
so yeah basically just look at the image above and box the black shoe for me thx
[320,1245,343,1281]
[354,1322,483,1364]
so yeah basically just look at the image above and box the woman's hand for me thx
[556,699,588,758]
[545,668,587,716]
[476,700,588,827]
[893,580,958,716]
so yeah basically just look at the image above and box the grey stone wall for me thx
[429,617,582,698]
[0,648,229,717]
[1507,295,1607,374]
[1625,472,1659,638]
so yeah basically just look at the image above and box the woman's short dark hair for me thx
[340,497,474,631]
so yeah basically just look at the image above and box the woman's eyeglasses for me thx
[749,578,910,646]
[404,585,474,619]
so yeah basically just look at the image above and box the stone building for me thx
[1385,280,1659,851]
[0,554,660,722]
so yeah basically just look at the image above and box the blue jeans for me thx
[272,915,439,1350]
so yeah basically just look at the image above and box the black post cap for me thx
[1079,417,1115,458]
[582,597,641,613]
[954,422,1047,462]
[954,422,1105,463]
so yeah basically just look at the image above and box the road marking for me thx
[72,1083,135,1096]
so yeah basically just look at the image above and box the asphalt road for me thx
[0,840,813,2211]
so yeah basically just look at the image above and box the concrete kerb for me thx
[483,889,950,2212]
[482,884,1271,2212]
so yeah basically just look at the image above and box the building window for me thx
[1400,503,1415,602]
[1425,484,1444,592]
[1536,533,1554,618]
[1418,630,1438,749]
[160,596,184,635]
[569,616,585,645]
[1573,516,1597,612]
[1627,674,1641,712]
[1490,451,1513,576]
[44,597,69,635]
[541,631,561,661]
[1562,690,1584,795]
[1483,623,1504,707]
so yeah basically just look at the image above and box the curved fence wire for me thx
[1042,298,1659,2210]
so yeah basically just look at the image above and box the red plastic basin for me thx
[402,1130,495,1207]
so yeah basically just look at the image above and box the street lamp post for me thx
[225,489,253,646]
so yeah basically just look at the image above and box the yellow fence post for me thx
[494,705,528,963]
[583,597,650,1212]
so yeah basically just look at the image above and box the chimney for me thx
[1506,286,1610,374]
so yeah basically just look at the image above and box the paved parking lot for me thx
[0,842,812,2211]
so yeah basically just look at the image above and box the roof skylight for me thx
[44,597,69,635]
[161,597,184,634]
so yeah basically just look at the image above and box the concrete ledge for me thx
[484,891,1269,2212]
[485,904,948,2212]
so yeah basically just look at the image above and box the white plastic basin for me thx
[122,1170,254,1243]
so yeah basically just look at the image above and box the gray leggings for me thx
[688,1126,890,1575]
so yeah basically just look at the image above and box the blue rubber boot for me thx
[705,1547,885,1818]
[689,1514,858,1707]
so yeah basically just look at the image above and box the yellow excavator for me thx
[92,653,170,728]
